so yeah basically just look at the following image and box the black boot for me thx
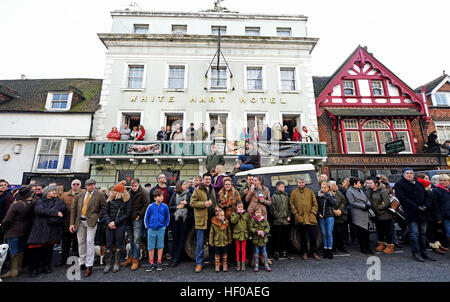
[421,252,437,261]
[323,249,329,259]
[328,249,333,259]
[413,253,425,262]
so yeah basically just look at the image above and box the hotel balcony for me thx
[84,140,327,166]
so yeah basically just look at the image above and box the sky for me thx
[0,0,449,88]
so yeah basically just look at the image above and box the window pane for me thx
[271,173,312,187]
[38,155,59,169]
[245,27,260,35]
[128,66,144,88]
[343,81,355,95]
[65,140,74,154]
[63,155,72,170]
[280,68,295,90]
[134,25,149,33]
[40,139,61,154]
[363,120,389,129]
[211,26,226,35]
[362,131,378,153]
[211,66,227,89]
[172,25,187,34]
[343,119,358,129]
[169,66,185,89]
[379,131,394,153]
[435,93,450,106]
[276,28,291,37]
[393,119,407,129]
[395,131,411,152]
[247,67,263,90]
[345,131,361,153]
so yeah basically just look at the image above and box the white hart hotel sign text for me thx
[129,95,288,104]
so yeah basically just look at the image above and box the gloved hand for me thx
[365,204,371,210]
[417,206,428,212]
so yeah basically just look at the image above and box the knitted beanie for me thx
[402,167,414,176]
[113,180,127,193]
[42,185,58,198]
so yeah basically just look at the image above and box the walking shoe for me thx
[195,264,202,273]
[236,261,241,271]
[376,242,386,252]
[383,244,395,255]
[323,250,329,259]
[120,256,133,267]
[241,261,246,271]
[156,262,163,271]
[170,259,179,268]
[432,247,445,255]
[131,258,139,271]
[328,249,333,259]
[313,253,321,261]
[146,263,156,272]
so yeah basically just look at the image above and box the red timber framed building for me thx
[314,46,447,182]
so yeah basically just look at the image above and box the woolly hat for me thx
[402,167,414,176]
[113,180,127,193]
[417,177,431,188]
[42,185,58,199]
[15,186,34,200]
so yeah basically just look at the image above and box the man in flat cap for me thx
[70,179,106,277]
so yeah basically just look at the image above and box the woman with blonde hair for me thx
[316,181,337,258]
[218,177,241,219]
[103,181,131,273]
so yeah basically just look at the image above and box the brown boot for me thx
[376,242,386,252]
[0,254,19,278]
[250,254,255,267]
[195,265,202,273]
[215,255,220,273]
[437,241,449,252]
[131,258,139,271]
[222,254,228,272]
[383,244,395,255]
[432,247,445,255]
[120,255,133,267]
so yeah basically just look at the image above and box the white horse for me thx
[0,244,9,282]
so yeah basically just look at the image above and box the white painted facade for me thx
[0,112,92,184]
[93,10,319,142]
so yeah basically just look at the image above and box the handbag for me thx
[390,197,400,211]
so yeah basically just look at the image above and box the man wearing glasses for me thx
[60,180,84,266]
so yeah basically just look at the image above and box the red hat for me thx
[113,180,127,193]
[417,177,431,188]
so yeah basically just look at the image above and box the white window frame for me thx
[276,27,292,37]
[33,138,75,172]
[345,131,362,154]
[45,91,73,111]
[161,110,187,137]
[133,24,149,34]
[172,24,187,35]
[117,110,145,131]
[278,66,301,93]
[122,63,147,91]
[343,80,356,96]
[244,112,269,135]
[434,122,450,142]
[245,27,260,36]
[371,80,384,96]
[211,26,227,35]
[244,65,266,92]
[362,131,379,154]
[206,111,231,141]
[432,92,450,106]
[394,131,413,154]
[164,64,188,91]
[207,65,231,91]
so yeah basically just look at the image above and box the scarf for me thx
[436,184,449,192]
[174,190,189,222]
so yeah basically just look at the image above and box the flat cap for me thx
[85,178,97,185]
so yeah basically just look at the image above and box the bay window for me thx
[341,118,413,154]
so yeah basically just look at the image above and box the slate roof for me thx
[312,76,330,98]
[324,107,424,117]
[414,74,448,94]
[0,78,103,113]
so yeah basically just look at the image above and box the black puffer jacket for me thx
[394,177,432,223]
[104,198,132,227]
[432,186,450,220]
[315,192,337,218]
[27,197,67,244]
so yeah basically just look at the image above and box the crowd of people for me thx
[105,122,315,144]
[0,167,448,279]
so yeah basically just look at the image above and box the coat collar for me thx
[212,216,229,230]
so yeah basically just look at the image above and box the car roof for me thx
[235,164,316,177]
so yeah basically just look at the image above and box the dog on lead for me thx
[0,244,9,282]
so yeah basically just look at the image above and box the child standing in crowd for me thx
[144,190,170,272]
[249,207,271,272]
[230,201,250,271]
[209,208,232,272]
[270,181,291,260]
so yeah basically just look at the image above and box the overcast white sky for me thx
[0,0,449,88]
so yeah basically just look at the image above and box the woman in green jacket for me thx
[230,201,250,271]
[367,177,394,255]
[249,206,271,272]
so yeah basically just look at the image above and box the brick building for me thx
[314,46,447,182]
[416,73,450,166]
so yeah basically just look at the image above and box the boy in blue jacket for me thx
[144,189,170,271]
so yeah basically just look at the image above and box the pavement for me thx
[3,242,450,282]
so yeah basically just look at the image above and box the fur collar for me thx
[211,216,229,230]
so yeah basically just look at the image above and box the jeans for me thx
[319,217,334,249]
[444,219,450,237]
[375,219,393,244]
[128,219,143,259]
[408,221,427,254]
[240,164,255,171]
[7,237,26,255]
[238,155,247,162]
[254,245,267,256]
[195,229,206,265]
[171,219,189,262]
[391,219,399,245]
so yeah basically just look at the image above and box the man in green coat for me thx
[190,173,216,273]
[270,181,291,259]
[205,143,225,172]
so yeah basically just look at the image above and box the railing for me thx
[84,140,327,158]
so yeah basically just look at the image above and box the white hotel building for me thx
[87,7,327,188]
